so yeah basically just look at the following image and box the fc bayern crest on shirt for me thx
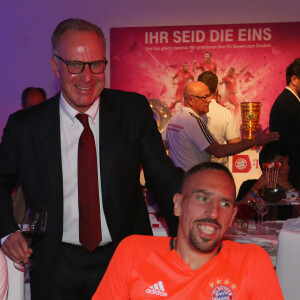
[211,285,234,300]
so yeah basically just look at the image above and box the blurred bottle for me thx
[236,193,256,220]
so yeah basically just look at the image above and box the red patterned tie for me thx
[76,113,101,252]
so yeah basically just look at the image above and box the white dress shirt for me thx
[286,87,300,102]
[60,94,112,246]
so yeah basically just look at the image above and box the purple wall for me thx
[0,0,299,135]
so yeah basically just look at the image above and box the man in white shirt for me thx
[198,71,241,166]
[165,81,279,171]
[0,18,179,300]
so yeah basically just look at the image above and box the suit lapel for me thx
[38,94,64,225]
[99,89,121,200]
[99,89,121,152]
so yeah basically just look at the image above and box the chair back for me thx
[0,250,8,300]
[276,218,300,299]
[5,255,24,300]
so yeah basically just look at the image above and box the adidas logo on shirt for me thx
[146,281,168,297]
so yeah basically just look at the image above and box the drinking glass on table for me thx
[14,205,47,271]
[253,197,269,234]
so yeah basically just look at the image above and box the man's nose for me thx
[204,201,219,219]
[80,65,93,82]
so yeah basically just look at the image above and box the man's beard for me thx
[189,219,221,253]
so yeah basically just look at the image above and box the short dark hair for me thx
[286,58,300,85]
[205,51,212,57]
[197,71,218,94]
[51,18,106,53]
[259,142,289,169]
[21,87,47,106]
[180,162,236,196]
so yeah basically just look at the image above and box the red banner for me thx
[110,22,300,129]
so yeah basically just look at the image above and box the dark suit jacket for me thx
[0,88,180,299]
[269,88,300,189]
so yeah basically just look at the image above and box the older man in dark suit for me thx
[270,58,300,190]
[0,18,180,300]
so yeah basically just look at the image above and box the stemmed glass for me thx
[14,205,47,271]
[252,197,269,234]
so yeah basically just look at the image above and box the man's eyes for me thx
[70,62,82,68]
[196,195,207,202]
[91,61,101,67]
[195,195,232,208]
[221,201,231,207]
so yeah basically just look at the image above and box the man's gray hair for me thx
[51,18,106,53]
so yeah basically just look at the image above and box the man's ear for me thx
[228,206,238,227]
[215,87,219,98]
[51,56,60,79]
[185,96,193,108]
[291,75,298,87]
[173,193,182,217]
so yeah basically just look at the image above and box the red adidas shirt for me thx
[93,235,283,299]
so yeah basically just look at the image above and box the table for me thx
[265,199,300,221]
[225,234,278,266]
[266,199,300,206]
[225,220,285,267]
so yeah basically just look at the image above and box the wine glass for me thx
[14,205,47,271]
[253,197,269,234]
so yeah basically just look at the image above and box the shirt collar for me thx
[59,93,100,124]
[181,106,203,119]
[285,87,300,102]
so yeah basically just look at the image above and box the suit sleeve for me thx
[139,97,180,236]
[0,115,21,238]
[270,92,300,148]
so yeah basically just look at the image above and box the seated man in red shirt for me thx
[93,162,283,300]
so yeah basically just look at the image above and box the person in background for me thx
[236,142,295,220]
[164,81,279,172]
[21,87,47,109]
[169,62,194,110]
[198,71,241,166]
[0,18,180,300]
[220,63,249,115]
[93,162,283,299]
[12,87,48,224]
[193,51,217,74]
[270,58,300,190]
